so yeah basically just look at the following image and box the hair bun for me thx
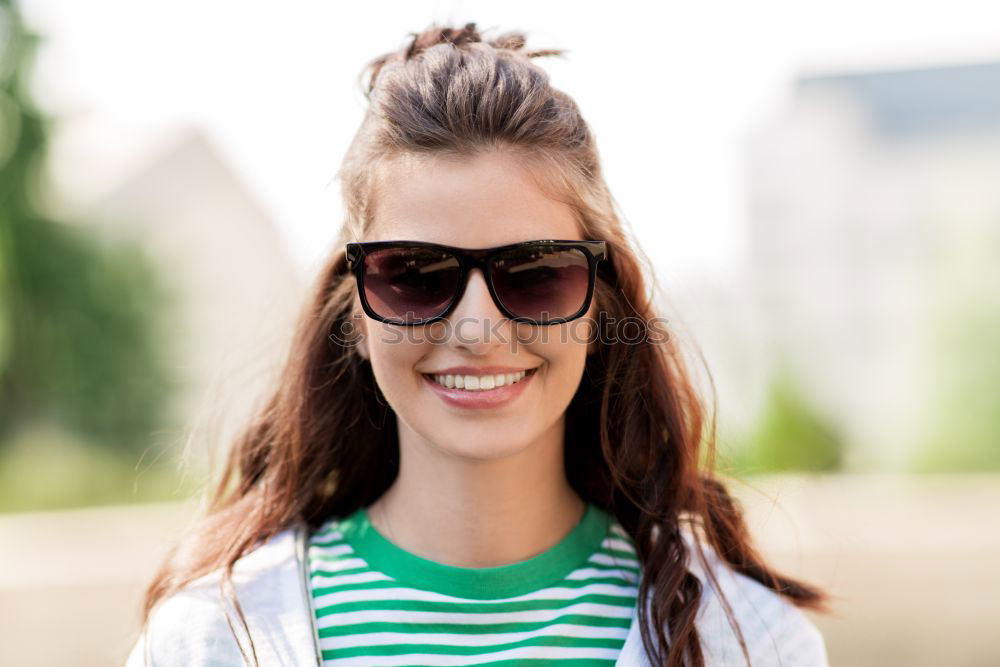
[405,22,483,59]
[404,21,564,60]
[361,22,566,97]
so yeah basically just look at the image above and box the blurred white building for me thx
[69,126,307,471]
[744,60,1000,471]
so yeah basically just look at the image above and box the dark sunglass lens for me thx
[362,247,461,322]
[492,246,590,321]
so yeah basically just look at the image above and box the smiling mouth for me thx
[422,367,538,392]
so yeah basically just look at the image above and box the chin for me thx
[431,430,536,462]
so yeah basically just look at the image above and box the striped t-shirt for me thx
[306,502,641,666]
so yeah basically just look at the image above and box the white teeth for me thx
[430,369,530,391]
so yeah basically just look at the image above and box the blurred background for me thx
[1,0,998,665]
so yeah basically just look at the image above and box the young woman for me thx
[126,22,832,667]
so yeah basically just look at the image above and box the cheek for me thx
[529,330,591,395]
[365,328,426,396]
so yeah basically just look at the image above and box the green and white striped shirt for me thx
[307,502,641,666]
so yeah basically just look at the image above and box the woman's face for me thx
[355,151,597,462]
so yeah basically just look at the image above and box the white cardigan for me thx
[124,523,829,666]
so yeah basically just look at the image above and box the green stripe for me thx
[321,651,619,665]
[309,565,371,579]
[320,634,625,659]
[346,660,614,667]
[317,614,632,638]
[311,572,636,596]
[310,553,639,578]
[315,593,637,616]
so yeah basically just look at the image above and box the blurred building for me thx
[74,126,306,470]
[744,60,1000,471]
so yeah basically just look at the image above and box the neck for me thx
[368,419,585,568]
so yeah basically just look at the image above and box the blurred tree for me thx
[912,278,1000,472]
[724,362,844,473]
[0,0,178,458]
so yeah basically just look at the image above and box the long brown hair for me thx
[136,22,831,667]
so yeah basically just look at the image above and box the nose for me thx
[446,268,508,351]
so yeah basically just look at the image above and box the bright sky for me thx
[19,0,1000,284]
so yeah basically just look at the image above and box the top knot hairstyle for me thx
[135,21,831,667]
[364,22,566,96]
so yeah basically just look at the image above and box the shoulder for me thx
[124,524,314,667]
[680,529,830,667]
[124,576,244,667]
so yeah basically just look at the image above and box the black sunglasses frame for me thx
[345,239,609,326]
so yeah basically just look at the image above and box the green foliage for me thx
[0,421,199,512]
[0,0,183,508]
[0,213,181,451]
[723,366,844,473]
[911,285,1000,472]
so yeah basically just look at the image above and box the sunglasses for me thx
[345,239,609,326]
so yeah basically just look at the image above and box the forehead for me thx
[368,150,583,247]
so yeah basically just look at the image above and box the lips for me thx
[421,366,537,409]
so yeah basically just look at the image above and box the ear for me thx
[356,333,369,361]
